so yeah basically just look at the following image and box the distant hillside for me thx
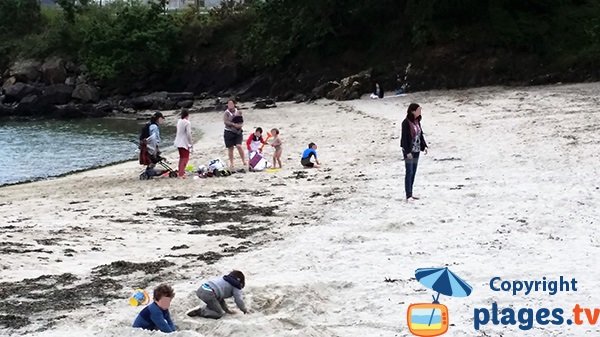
[1,0,600,100]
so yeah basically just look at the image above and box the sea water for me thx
[0,118,175,185]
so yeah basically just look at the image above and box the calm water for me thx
[0,118,175,185]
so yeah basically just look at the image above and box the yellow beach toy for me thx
[129,288,150,306]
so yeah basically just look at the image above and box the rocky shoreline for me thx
[5,53,597,121]
[0,57,381,119]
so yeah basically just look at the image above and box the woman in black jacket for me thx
[400,103,428,201]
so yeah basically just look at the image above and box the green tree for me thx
[77,0,181,81]
[0,0,42,36]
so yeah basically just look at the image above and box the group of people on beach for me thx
[132,100,429,333]
[139,98,321,178]
[132,270,248,333]
[140,98,426,198]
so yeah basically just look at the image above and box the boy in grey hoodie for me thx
[187,270,248,319]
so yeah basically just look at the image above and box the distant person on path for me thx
[223,99,247,169]
[301,142,320,168]
[401,103,428,201]
[132,284,176,333]
[270,128,283,168]
[174,110,193,178]
[187,270,249,319]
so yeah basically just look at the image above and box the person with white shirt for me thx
[174,110,193,178]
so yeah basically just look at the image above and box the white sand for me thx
[1,83,599,336]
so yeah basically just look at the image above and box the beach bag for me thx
[249,151,269,171]
[208,159,225,172]
[208,159,231,177]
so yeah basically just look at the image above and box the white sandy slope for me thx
[1,83,600,337]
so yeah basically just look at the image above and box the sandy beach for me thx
[1,83,600,336]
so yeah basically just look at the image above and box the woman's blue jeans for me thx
[404,152,420,198]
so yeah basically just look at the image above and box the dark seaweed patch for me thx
[92,259,175,277]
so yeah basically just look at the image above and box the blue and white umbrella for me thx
[415,267,473,326]
[415,267,472,301]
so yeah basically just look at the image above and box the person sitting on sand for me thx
[246,127,266,155]
[132,284,176,333]
[187,270,249,319]
[370,82,384,99]
[301,142,320,168]
[270,128,283,168]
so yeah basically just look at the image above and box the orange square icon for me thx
[407,303,449,337]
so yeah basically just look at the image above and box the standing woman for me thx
[223,99,247,169]
[401,103,428,201]
[174,109,193,178]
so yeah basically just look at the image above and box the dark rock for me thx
[52,103,109,119]
[177,100,194,108]
[293,94,307,103]
[41,57,67,85]
[276,91,300,102]
[53,104,84,119]
[83,103,111,118]
[72,84,100,103]
[9,60,41,83]
[78,64,89,74]
[65,61,78,74]
[125,97,150,110]
[15,94,55,116]
[94,102,115,114]
[4,83,40,103]
[235,74,272,101]
[311,81,340,99]
[326,70,371,101]
[76,74,88,85]
[167,92,194,101]
[254,99,276,109]
[65,76,76,86]
[197,92,211,100]
[0,104,15,117]
[126,91,171,110]
[42,84,73,105]
[2,76,16,90]
[163,99,177,110]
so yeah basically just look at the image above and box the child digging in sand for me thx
[187,270,249,319]
[132,284,176,333]
[301,142,320,168]
[270,128,283,168]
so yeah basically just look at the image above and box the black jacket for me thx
[401,119,427,154]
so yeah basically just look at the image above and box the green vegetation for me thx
[1,0,599,88]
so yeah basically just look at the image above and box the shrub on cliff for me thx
[75,0,181,82]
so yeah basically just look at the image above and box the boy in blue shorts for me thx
[301,142,320,168]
